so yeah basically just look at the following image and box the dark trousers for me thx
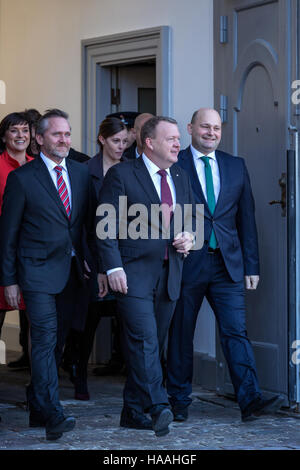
[167,249,262,412]
[117,262,176,413]
[24,261,81,426]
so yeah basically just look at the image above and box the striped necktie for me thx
[54,165,71,219]
[200,156,217,249]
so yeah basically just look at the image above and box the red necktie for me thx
[158,169,173,259]
[54,165,71,219]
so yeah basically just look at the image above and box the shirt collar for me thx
[190,145,216,163]
[40,152,68,172]
[142,153,171,177]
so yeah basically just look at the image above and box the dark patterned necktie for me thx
[54,165,71,219]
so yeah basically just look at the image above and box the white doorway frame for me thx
[81,26,172,156]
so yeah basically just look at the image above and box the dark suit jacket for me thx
[0,155,96,294]
[97,156,195,301]
[178,146,259,283]
[123,143,137,160]
[86,152,104,202]
[68,147,90,163]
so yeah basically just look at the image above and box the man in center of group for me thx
[96,116,195,437]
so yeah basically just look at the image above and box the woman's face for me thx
[3,122,30,154]
[99,129,128,161]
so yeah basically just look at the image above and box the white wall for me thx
[0,0,214,149]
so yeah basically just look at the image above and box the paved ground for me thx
[0,352,300,451]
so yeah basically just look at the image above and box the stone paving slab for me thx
[0,360,300,451]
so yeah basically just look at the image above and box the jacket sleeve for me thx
[236,159,260,275]
[0,171,26,286]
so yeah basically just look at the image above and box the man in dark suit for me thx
[167,108,284,423]
[0,109,96,440]
[97,116,195,436]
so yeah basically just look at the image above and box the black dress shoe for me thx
[151,407,173,437]
[7,353,30,370]
[46,416,76,441]
[29,412,47,428]
[120,407,152,430]
[172,406,189,422]
[242,394,285,422]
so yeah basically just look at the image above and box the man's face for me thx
[36,117,71,162]
[146,121,180,169]
[188,109,222,154]
[125,128,136,148]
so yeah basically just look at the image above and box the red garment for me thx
[0,150,34,310]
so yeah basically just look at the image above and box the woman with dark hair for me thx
[0,112,33,364]
[64,117,128,400]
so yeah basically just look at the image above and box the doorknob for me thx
[269,173,286,217]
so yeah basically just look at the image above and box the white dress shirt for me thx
[190,145,220,203]
[141,153,176,206]
[107,153,177,276]
[40,152,72,210]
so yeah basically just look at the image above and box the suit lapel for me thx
[34,156,69,220]
[66,158,81,223]
[170,164,184,209]
[181,146,211,214]
[214,150,226,215]
[133,157,161,205]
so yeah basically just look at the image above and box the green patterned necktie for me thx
[200,156,218,249]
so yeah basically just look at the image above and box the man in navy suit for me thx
[167,108,284,422]
[0,109,96,440]
[97,116,195,436]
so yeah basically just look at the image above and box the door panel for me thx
[214,0,288,398]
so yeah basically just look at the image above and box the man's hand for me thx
[4,285,21,309]
[108,269,128,295]
[172,232,194,256]
[245,275,260,290]
[97,273,108,298]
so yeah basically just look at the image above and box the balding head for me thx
[134,113,154,154]
[188,108,222,154]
